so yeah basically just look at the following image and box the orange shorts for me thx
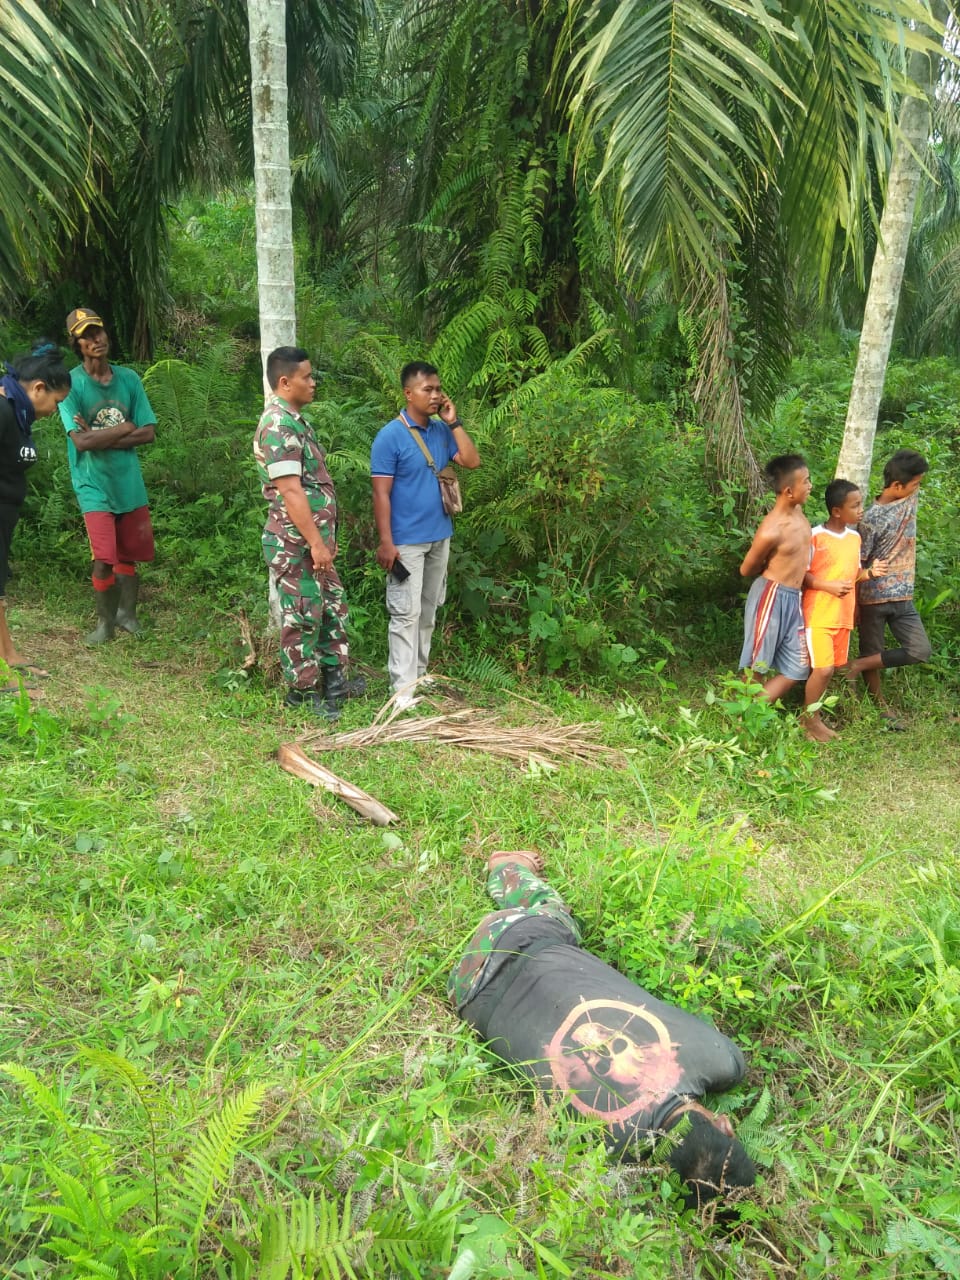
[805,626,850,669]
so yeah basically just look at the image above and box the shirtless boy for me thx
[739,454,812,703]
[801,480,887,743]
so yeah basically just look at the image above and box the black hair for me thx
[266,346,310,391]
[825,478,859,514]
[9,340,70,392]
[664,1111,756,1211]
[401,360,438,387]
[764,454,807,494]
[883,448,929,487]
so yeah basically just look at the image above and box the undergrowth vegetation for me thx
[1,617,959,1277]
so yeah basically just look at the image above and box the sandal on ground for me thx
[2,679,37,693]
[879,711,907,732]
[12,663,50,679]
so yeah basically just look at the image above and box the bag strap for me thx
[400,410,439,474]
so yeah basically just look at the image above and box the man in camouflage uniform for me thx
[253,347,364,719]
[449,852,757,1210]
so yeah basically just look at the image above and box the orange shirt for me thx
[802,525,861,630]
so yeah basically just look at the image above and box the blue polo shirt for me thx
[370,412,458,544]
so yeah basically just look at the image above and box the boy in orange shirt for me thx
[801,480,886,742]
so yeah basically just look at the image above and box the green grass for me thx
[2,586,960,1278]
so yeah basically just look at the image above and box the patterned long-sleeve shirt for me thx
[858,493,919,604]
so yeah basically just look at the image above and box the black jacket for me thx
[0,394,37,507]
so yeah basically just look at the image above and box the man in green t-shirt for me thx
[58,308,157,643]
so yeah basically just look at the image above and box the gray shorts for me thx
[857,600,932,668]
[739,578,810,681]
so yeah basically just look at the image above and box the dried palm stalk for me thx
[300,697,618,770]
[277,742,399,825]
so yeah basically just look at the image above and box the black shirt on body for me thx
[462,924,747,1156]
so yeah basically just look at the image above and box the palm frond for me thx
[568,0,794,278]
[773,0,942,290]
[688,260,764,503]
[0,0,146,279]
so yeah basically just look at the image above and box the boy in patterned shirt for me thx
[844,450,931,721]
[801,480,887,742]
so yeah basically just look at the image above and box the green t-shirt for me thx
[58,365,156,514]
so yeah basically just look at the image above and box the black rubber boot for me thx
[86,584,119,645]
[115,573,141,634]
[323,665,367,714]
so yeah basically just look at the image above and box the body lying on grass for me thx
[449,852,756,1210]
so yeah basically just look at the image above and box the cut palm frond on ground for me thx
[300,698,621,770]
[277,743,399,826]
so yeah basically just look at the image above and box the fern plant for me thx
[140,339,253,501]
[0,1054,267,1278]
[2,1059,160,1277]
[214,1179,466,1280]
[1,1051,474,1279]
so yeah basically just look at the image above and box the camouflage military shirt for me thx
[448,862,581,1012]
[254,396,337,541]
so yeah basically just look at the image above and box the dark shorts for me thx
[857,600,932,668]
[739,578,810,681]
[84,506,155,565]
[0,501,22,598]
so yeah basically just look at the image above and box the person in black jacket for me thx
[0,342,70,680]
[450,852,757,1210]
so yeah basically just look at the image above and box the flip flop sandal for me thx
[880,712,907,732]
[12,663,50,679]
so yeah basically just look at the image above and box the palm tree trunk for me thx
[248,0,296,629]
[248,0,296,383]
[836,4,947,492]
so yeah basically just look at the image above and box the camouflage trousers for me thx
[448,862,582,1011]
[265,538,349,691]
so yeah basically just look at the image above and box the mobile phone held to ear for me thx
[391,558,411,582]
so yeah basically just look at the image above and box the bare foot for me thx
[802,715,837,743]
[487,850,543,874]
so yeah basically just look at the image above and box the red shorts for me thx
[84,507,155,565]
[805,625,851,669]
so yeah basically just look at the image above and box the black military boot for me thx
[323,665,367,715]
[284,687,340,722]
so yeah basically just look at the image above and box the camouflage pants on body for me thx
[448,862,582,1011]
[265,538,349,691]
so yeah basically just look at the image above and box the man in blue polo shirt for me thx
[371,362,480,708]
